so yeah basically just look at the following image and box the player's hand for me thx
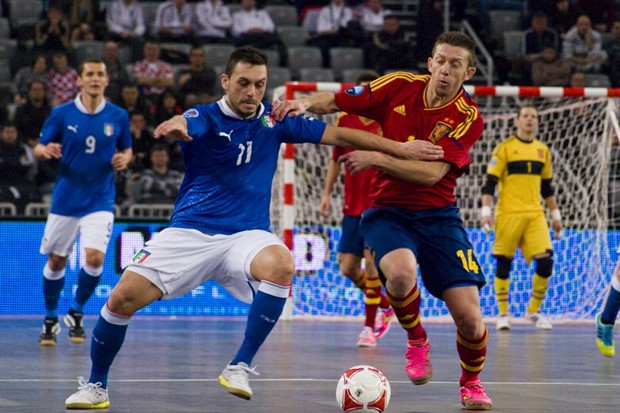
[271,99,308,121]
[154,119,193,142]
[551,219,563,239]
[319,195,331,217]
[111,152,131,171]
[480,216,493,234]
[40,143,63,159]
[338,151,381,174]
[399,140,444,160]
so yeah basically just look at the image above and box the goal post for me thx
[272,82,620,321]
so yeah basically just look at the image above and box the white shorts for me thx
[40,211,114,257]
[125,227,288,303]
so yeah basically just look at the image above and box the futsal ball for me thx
[336,365,391,413]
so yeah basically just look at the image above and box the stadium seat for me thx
[277,25,309,47]
[24,202,50,217]
[0,38,17,61]
[128,204,174,219]
[266,66,291,100]
[141,1,160,34]
[0,202,17,216]
[502,31,524,61]
[264,5,298,26]
[488,10,522,41]
[260,48,281,67]
[586,73,612,88]
[329,47,364,80]
[74,40,104,64]
[287,46,322,79]
[0,17,10,39]
[299,67,335,82]
[203,44,236,68]
[341,68,379,84]
[8,0,41,30]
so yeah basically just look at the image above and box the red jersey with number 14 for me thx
[334,72,483,211]
[333,112,382,217]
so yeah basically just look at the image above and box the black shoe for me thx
[63,310,86,344]
[39,317,60,346]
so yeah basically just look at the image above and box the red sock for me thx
[456,327,488,386]
[386,283,426,341]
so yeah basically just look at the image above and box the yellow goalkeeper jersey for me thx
[486,135,553,215]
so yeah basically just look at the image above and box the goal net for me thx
[272,82,620,321]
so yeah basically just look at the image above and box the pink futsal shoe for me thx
[405,338,433,385]
[357,326,377,347]
[374,307,395,340]
[460,380,493,410]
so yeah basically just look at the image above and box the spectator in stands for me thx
[47,50,80,106]
[367,15,414,74]
[152,0,194,44]
[0,122,40,213]
[34,5,73,59]
[576,0,615,33]
[194,0,233,44]
[13,55,49,106]
[67,0,103,41]
[359,0,391,33]
[570,70,587,87]
[550,0,581,40]
[14,80,52,148]
[105,0,146,62]
[129,111,154,173]
[152,88,184,126]
[563,14,608,73]
[100,40,131,103]
[416,0,443,62]
[132,39,174,104]
[531,46,572,86]
[117,82,154,126]
[604,20,620,87]
[308,0,356,67]
[231,0,286,66]
[176,45,217,108]
[130,144,184,204]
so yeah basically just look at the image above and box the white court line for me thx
[2,378,620,387]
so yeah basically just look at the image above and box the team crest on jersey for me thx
[344,86,365,96]
[131,249,151,264]
[103,123,114,137]
[261,114,276,128]
[489,157,498,167]
[183,108,200,118]
[537,149,544,158]
[428,121,453,143]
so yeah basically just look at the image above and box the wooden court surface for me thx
[0,317,618,412]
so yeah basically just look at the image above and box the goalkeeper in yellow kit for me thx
[479,104,563,331]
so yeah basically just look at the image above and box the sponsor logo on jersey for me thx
[218,130,233,141]
[103,123,114,137]
[261,114,276,128]
[428,121,453,144]
[67,125,78,133]
[132,249,151,264]
[393,105,406,116]
[183,108,200,118]
[344,86,365,96]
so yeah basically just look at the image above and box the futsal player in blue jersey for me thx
[65,46,444,409]
[34,59,132,347]
[596,257,620,357]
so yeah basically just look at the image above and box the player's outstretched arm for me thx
[480,194,494,234]
[154,115,193,142]
[272,92,340,120]
[319,159,341,217]
[338,151,450,186]
[33,142,62,160]
[320,124,444,160]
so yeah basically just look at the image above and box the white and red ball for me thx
[336,365,391,413]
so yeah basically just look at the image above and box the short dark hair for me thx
[432,31,476,66]
[78,59,107,77]
[225,46,268,76]
[356,71,379,84]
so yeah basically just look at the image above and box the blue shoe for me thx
[596,312,615,357]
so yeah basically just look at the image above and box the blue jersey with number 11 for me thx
[172,98,326,235]
[39,96,132,217]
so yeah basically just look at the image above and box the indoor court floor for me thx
[0,317,618,413]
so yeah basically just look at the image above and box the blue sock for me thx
[89,316,128,388]
[601,281,620,325]
[72,268,101,313]
[231,282,289,366]
[43,277,65,319]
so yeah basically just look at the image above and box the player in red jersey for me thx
[273,31,493,410]
[319,72,395,348]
